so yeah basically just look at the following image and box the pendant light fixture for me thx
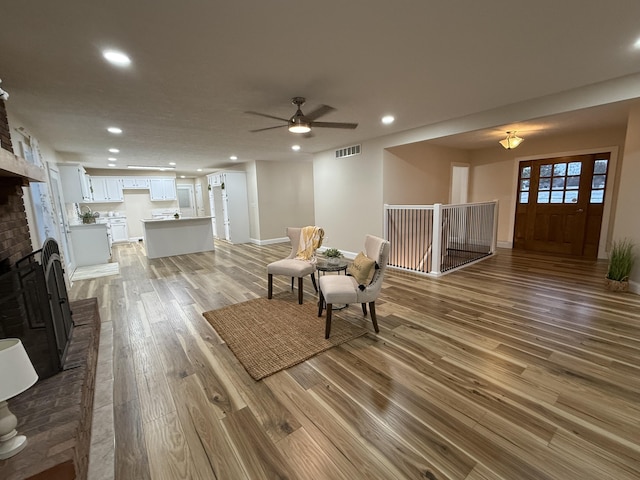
[499,131,524,150]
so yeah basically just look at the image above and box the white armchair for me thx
[267,226,323,304]
[318,234,390,338]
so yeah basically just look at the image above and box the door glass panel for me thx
[540,164,552,177]
[520,179,530,191]
[520,192,529,203]
[539,178,551,190]
[553,163,567,176]
[594,159,608,174]
[537,191,550,203]
[550,191,564,203]
[565,191,578,203]
[566,176,580,189]
[590,190,604,203]
[552,177,565,190]
[592,175,606,188]
[568,162,582,175]
[521,166,531,178]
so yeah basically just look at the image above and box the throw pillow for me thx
[348,252,376,285]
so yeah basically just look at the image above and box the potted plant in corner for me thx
[605,238,635,292]
[324,247,343,265]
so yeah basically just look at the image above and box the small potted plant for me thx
[174,212,180,219]
[324,247,343,265]
[80,211,96,224]
[605,238,635,292]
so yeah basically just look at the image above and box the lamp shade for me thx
[0,339,38,402]
[499,131,524,150]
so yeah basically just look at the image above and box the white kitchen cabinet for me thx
[207,171,250,244]
[58,164,92,203]
[69,223,111,266]
[91,176,124,202]
[150,178,177,201]
[121,177,150,189]
[109,217,129,242]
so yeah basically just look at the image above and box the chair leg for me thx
[298,277,303,304]
[318,291,325,317]
[361,303,367,316]
[325,304,333,339]
[369,302,379,333]
[268,274,273,299]
[310,273,318,293]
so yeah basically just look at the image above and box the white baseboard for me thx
[497,240,513,249]
[250,236,289,246]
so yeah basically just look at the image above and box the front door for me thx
[513,153,610,258]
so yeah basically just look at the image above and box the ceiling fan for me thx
[246,97,358,134]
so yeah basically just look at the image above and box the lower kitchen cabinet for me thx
[69,224,111,266]
[109,218,129,242]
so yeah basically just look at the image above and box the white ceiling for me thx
[1,1,640,176]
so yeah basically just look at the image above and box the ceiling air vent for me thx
[335,144,361,158]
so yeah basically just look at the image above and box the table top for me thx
[316,258,348,272]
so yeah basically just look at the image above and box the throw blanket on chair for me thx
[296,226,324,261]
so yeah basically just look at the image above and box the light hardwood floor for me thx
[69,241,640,480]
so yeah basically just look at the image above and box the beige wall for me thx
[612,103,640,285]
[255,160,315,241]
[384,142,470,205]
[314,143,384,255]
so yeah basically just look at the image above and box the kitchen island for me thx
[141,216,214,259]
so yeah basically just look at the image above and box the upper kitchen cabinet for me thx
[149,178,176,201]
[121,177,150,189]
[58,164,92,203]
[91,176,124,203]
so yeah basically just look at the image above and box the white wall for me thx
[612,103,640,288]
[255,160,315,242]
[314,143,384,254]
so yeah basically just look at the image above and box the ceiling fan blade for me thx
[249,125,288,133]
[245,111,290,122]
[312,121,358,129]
[305,104,335,121]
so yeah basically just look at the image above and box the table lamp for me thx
[0,338,38,460]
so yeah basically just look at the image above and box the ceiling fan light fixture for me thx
[288,117,311,133]
[499,131,524,149]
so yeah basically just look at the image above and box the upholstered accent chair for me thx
[267,227,323,304]
[318,234,390,338]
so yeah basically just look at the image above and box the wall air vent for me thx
[335,144,361,158]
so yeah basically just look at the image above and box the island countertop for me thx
[140,216,213,223]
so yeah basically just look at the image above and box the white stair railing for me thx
[384,201,498,276]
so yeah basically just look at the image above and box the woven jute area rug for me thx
[202,294,367,380]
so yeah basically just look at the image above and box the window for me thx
[590,158,608,203]
[537,161,581,204]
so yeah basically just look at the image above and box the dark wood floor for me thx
[69,241,640,480]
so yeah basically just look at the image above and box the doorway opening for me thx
[513,152,610,259]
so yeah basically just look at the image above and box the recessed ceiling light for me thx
[107,127,122,134]
[103,50,131,67]
[108,148,120,153]
[180,175,186,179]
[382,115,395,125]
[108,164,116,167]
[291,145,301,151]
[196,168,203,172]
[230,155,238,161]
[108,157,117,161]
[634,37,640,49]
[169,162,176,166]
